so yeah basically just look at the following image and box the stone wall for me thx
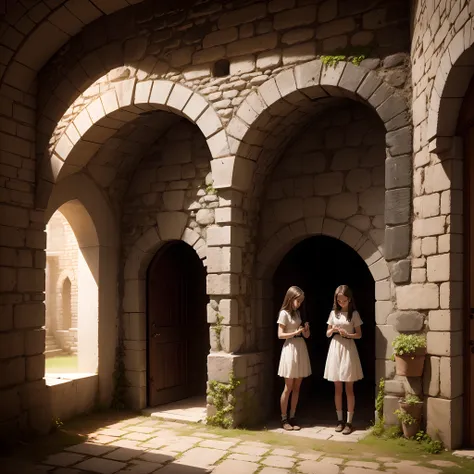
[0,0,417,441]
[408,0,470,448]
[45,211,79,343]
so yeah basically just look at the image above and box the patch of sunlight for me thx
[45,355,78,373]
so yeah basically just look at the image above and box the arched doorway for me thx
[459,74,474,446]
[146,240,209,407]
[272,235,375,425]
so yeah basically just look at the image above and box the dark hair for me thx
[333,285,356,322]
[280,286,304,316]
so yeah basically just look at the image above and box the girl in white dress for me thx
[277,286,311,431]
[324,285,363,435]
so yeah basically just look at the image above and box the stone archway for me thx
[46,173,119,407]
[37,79,229,209]
[122,213,207,409]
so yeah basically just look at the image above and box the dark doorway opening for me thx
[272,235,375,426]
[146,240,209,407]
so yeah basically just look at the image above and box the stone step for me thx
[45,348,64,358]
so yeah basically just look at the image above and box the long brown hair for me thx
[333,285,356,321]
[280,286,304,316]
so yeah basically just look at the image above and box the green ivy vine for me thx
[111,335,129,410]
[206,372,241,429]
[321,54,366,67]
[375,377,385,420]
[212,313,224,351]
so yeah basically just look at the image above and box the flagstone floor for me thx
[1,412,473,474]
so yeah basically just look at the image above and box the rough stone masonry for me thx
[0,0,471,449]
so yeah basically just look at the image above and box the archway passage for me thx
[147,240,209,407]
[272,235,375,426]
[459,73,474,446]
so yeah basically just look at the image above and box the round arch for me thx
[0,0,148,92]
[427,22,474,148]
[46,173,119,406]
[122,218,207,409]
[217,60,411,194]
[37,79,229,209]
[257,218,388,283]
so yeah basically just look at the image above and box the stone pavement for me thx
[3,414,468,474]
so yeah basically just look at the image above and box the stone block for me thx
[221,326,245,353]
[440,356,463,399]
[0,204,29,228]
[391,259,411,284]
[208,352,247,383]
[385,379,404,396]
[157,212,187,241]
[369,258,390,281]
[17,268,44,292]
[14,302,44,329]
[326,193,358,219]
[427,253,459,282]
[162,190,185,211]
[206,226,244,247]
[215,208,244,225]
[421,236,437,256]
[197,106,223,138]
[428,310,462,331]
[219,299,239,325]
[396,283,439,310]
[294,59,325,98]
[314,172,343,195]
[26,354,45,381]
[0,331,24,359]
[387,311,424,332]
[211,156,255,191]
[413,194,440,219]
[411,268,426,283]
[376,359,395,380]
[207,247,242,274]
[218,4,267,29]
[196,209,215,226]
[346,168,371,193]
[24,328,45,356]
[123,279,145,313]
[274,5,316,30]
[413,216,445,237]
[424,355,440,397]
[383,395,400,425]
[424,162,454,194]
[376,325,399,359]
[227,33,278,57]
[207,274,240,295]
[386,127,412,156]
[359,187,385,215]
[0,356,25,388]
[230,55,256,76]
[339,62,368,93]
[427,396,462,449]
[427,331,462,357]
[440,281,463,309]
[203,27,238,48]
[282,28,314,45]
[384,225,410,260]
[375,301,392,324]
[385,188,410,225]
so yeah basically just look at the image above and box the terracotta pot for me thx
[402,420,420,439]
[399,401,423,420]
[395,349,426,376]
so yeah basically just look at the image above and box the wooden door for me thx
[147,241,208,407]
[460,76,474,446]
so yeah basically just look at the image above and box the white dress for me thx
[324,310,364,382]
[277,310,312,379]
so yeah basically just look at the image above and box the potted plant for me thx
[399,394,423,421]
[395,407,420,439]
[392,334,426,376]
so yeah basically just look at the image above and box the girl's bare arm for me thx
[303,323,310,338]
[278,324,303,339]
[326,324,339,337]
